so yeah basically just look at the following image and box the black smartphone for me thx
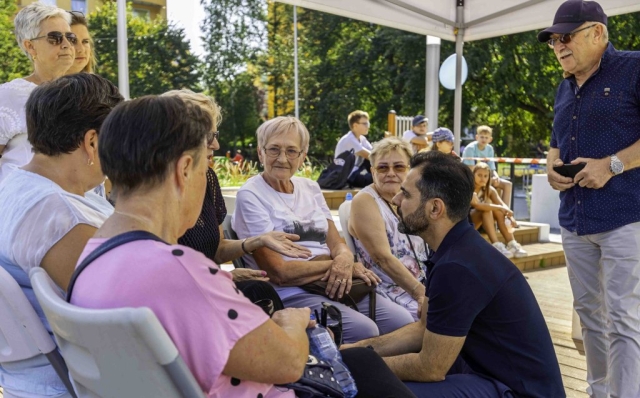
[553,162,586,179]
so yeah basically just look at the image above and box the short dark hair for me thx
[99,95,213,196]
[26,73,123,156]
[410,151,474,223]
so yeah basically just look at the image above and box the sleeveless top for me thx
[352,185,428,318]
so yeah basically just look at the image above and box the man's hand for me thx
[547,159,575,191]
[573,157,613,189]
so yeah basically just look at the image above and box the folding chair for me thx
[0,266,77,397]
[222,214,246,268]
[29,268,204,398]
[338,200,357,255]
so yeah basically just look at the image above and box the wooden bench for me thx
[321,189,360,210]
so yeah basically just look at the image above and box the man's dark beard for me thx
[397,203,430,235]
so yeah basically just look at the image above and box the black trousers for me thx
[348,159,373,188]
[341,347,417,398]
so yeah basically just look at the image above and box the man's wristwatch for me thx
[610,155,624,175]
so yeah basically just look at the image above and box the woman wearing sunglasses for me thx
[348,137,428,320]
[0,3,77,183]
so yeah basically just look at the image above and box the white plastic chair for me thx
[338,200,357,255]
[29,268,204,398]
[222,214,246,268]
[0,266,77,397]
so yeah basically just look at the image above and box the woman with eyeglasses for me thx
[348,137,428,320]
[232,117,415,344]
[0,3,77,183]
[161,90,312,307]
[67,11,96,74]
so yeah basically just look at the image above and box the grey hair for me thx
[14,2,71,59]
[256,116,310,152]
[370,136,413,167]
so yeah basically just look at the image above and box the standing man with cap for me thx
[539,1,640,396]
[402,115,431,153]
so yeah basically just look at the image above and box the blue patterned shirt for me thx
[551,43,640,235]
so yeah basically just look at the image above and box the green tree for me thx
[200,0,267,155]
[0,0,32,83]
[89,2,201,97]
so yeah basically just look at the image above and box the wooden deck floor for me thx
[524,265,589,397]
[0,265,588,398]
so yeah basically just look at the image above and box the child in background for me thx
[430,127,460,159]
[470,162,527,259]
[462,125,513,207]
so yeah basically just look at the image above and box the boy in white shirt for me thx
[334,110,373,188]
[462,125,513,207]
[402,115,431,153]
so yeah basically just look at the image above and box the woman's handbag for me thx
[278,355,345,398]
[300,278,376,321]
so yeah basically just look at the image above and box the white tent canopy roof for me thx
[276,0,640,42]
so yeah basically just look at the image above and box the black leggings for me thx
[341,347,417,398]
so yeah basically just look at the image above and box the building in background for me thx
[16,0,167,20]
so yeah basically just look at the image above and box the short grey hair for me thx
[370,137,413,167]
[256,116,310,152]
[14,2,71,58]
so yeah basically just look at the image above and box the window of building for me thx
[71,0,86,13]
[132,8,150,19]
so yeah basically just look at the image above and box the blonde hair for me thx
[476,125,493,136]
[256,116,310,152]
[161,89,222,128]
[348,110,369,129]
[14,2,71,61]
[472,162,492,193]
[370,137,413,167]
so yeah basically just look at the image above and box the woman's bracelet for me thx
[410,281,423,296]
[241,238,253,255]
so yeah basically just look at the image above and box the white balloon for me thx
[439,54,468,90]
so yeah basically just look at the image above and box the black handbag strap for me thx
[66,230,167,303]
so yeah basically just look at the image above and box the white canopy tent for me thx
[272,0,640,152]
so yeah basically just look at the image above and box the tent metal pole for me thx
[453,1,464,154]
[117,0,130,100]
[425,35,440,131]
[294,5,299,119]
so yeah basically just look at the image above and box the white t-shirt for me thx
[0,169,113,277]
[0,78,37,183]
[334,131,373,176]
[402,129,429,154]
[232,174,332,300]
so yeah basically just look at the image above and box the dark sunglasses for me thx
[547,24,597,48]
[207,131,220,144]
[375,164,408,174]
[30,31,78,46]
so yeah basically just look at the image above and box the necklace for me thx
[373,185,398,216]
[263,174,297,213]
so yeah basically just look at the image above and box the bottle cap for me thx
[345,192,353,200]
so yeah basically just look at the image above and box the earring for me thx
[32,54,37,61]
[87,158,94,166]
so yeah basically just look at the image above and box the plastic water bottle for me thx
[345,192,353,201]
[307,324,358,397]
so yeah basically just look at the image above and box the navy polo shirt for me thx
[425,220,564,397]
[551,43,640,235]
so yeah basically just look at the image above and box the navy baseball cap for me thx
[412,115,428,126]
[432,127,454,143]
[537,0,607,43]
